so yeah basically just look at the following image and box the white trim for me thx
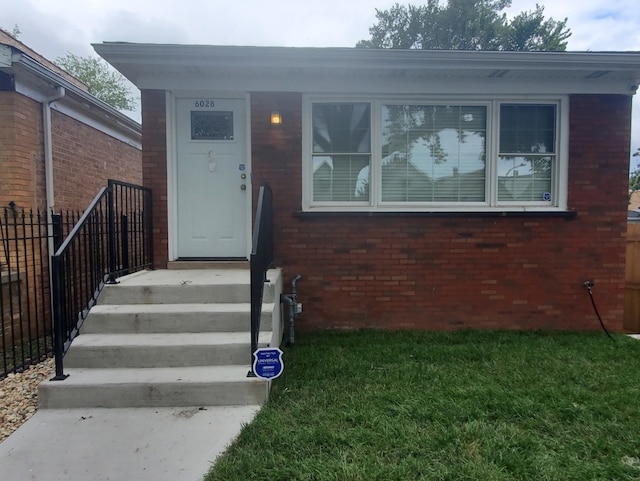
[13,79,140,148]
[302,94,569,212]
[166,90,178,262]
[487,101,498,207]
[132,73,637,97]
[244,92,252,258]
[50,101,141,149]
[94,43,640,97]
[558,100,570,211]
[301,99,312,211]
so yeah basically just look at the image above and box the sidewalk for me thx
[0,405,259,481]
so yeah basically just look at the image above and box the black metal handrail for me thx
[249,184,273,376]
[51,180,152,380]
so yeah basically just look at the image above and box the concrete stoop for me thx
[39,268,283,409]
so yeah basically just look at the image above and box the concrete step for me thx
[81,303,275,334]
[167,260,250,270]
[38,365,268,408]
[99,269,280,305]
[64,332,272,369]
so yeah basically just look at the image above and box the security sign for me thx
[252,347,284,380]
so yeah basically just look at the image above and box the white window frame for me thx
[302,95,569,213]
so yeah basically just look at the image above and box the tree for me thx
[55,53,136,111]
[357,0,571,51]
[1,24,21,39]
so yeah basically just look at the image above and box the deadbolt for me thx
[240,184,247,190]
[240,173,247,179]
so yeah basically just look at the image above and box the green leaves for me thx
[358,1,571,51]
[55,53,136,111]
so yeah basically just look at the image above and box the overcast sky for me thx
[4,0,640,163]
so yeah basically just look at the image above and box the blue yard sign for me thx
[253,347,284,380]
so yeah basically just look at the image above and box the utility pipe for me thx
[43,85,65,217]
[281,275,302,346]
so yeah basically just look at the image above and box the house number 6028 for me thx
[194,100,215,108]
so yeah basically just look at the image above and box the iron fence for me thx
[1,208,78,378]
[1,180,152,380]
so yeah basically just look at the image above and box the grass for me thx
[205,330,640,481]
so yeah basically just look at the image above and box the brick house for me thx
[0,31,142,213]
[95,44,640,331]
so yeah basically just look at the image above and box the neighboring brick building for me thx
[0,30,141,213]
[0,32,141,360]
[97,44,640,331]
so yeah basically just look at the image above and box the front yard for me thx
[206,330,640,481]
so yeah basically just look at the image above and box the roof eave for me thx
[93,43,640,93]
[12,50,141,134]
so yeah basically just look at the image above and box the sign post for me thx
[252,347,284,400]
[252,347,284,380]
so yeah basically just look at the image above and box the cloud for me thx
[589,9,626,21]
[4,0,92,58]
[92,9,190,45]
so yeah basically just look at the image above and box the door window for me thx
[191,111,234,140]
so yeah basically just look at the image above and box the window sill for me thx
[294,209,577,219]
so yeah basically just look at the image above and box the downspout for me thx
[43,86,65,352]
[43,86,65,218]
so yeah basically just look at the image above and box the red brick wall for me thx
[141,90,168,268]
[249,92,630,331]
[142,91,630,331]
[0,91,142,212]
[0,91,44,209]
[51,109,142,211]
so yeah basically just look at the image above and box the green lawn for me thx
[205,330,640,481]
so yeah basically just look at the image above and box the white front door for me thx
[176,98,248,258]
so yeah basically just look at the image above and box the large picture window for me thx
[381,105,486,203]
[304,97,565,212]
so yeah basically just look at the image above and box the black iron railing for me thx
[249,184,273,376]
[1,208,77,378]
[51,180,152,380]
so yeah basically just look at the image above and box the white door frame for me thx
[166,91,252,261]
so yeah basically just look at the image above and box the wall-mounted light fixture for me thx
[270,111,282,125]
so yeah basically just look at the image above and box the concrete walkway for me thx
[0,405,260,481]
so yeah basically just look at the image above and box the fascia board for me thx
[13,52,141,134]
[94,43,640,70]
[0,44,12,67]
[132,69,635,96]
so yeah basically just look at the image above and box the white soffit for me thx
[93,43,640,95]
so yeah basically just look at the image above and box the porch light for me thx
[270,111,282,125]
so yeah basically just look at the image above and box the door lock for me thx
[240,173,247,179]
[240,184,246,190]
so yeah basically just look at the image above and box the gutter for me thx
[10,50,141,135]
